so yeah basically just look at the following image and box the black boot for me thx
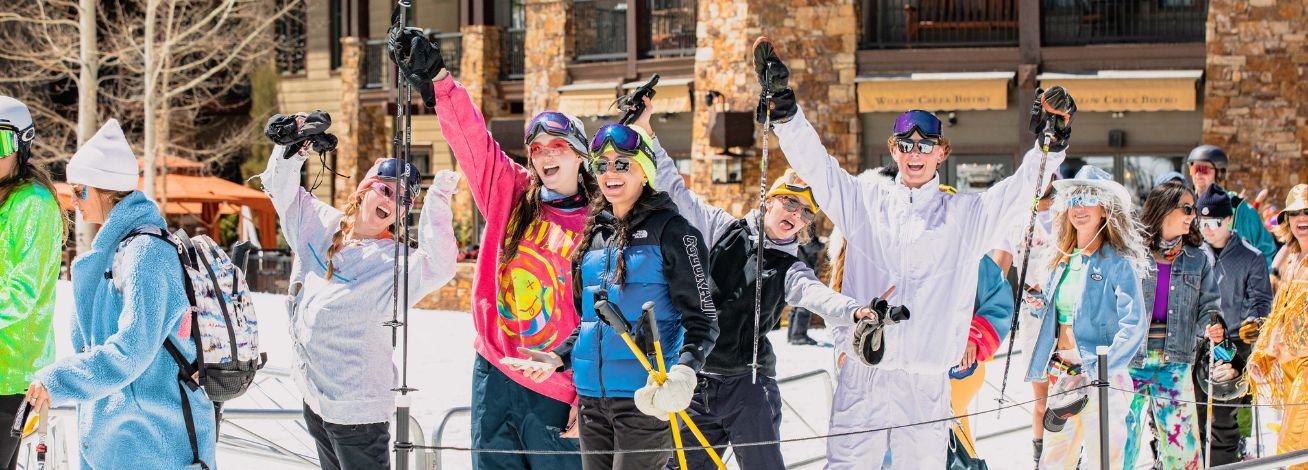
[1032,439,1043,468]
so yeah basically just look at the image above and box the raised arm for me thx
[772,106,875,234]
[974,142,1065,253]
[645,129,738,246]
[406,170,461,304]
[258,145,339,253]
[432,77,531,214]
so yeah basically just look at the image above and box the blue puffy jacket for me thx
[36,191,216,469]
[554,192,719,398]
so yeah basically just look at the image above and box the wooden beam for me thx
[856,48,1021,74]
[1041,43,1206,71]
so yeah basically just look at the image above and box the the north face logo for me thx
[633,229,649,239]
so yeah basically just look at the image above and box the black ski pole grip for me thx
[618,74,660,125]
[642,301,659,340]
[595,291,631,335]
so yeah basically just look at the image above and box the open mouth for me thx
[779,219,794,231]
[376,205,392,219]
[543,165,560,177]
[907,163,925,172]
[1296,223,1308,231]
[604,180,626,190]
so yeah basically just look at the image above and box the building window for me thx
[275,0,306,74]
[711,158,742,184]
[648,0,695,57]
[329,0,343,70]
[498,0,527,80]
[574,0,629,62]
[949,156,1012,193]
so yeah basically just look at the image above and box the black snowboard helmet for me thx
[1187,145,1229,180]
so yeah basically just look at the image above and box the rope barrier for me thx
[1108,385,1308,409]
[408,385,1093,456]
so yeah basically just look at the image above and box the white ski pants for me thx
[825,361,950,469]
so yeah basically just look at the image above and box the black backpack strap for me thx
[175,377,209,470]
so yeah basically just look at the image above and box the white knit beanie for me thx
[67,119,139,191]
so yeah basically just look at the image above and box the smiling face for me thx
[890,131,946,189]
[529,134,585,196]
[764,196,812,241]
[353,180,405,238]
[592,150,646,214]
[1068,203,1106,236]
[1162,192,1197,240]
[1199,216,1233,246]
[1289,210,1308,244]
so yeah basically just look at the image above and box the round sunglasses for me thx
[590,156,634,175]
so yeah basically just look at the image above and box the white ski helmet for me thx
[0,96,37,163]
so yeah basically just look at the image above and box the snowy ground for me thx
[19,281,1281,469]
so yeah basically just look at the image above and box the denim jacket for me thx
[1131,244,1222,366]
[1025,245,1148,382]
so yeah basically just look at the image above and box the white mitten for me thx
[633,375,669,421]
[431,170,461,198]
[650,365,697,415]
[1212,361,1238,382]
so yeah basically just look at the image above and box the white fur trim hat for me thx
[67,119,139,191]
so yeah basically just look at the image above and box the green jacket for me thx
[1232,195,1276,269]
[0,182,61,395]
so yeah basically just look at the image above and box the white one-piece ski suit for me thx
[772,106,1064,469]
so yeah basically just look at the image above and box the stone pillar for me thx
[689,0,861,216]
[460,24,505,119]
[524,0,572,116]
[335,37,367,209]
[1203,0,1308,198]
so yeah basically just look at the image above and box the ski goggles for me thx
[0,125,23,158]
[892,110,942,139]
[525,112,586,153]
[1197,217,1226,230]
[1189,163,1216,175]
[589,124,652,158]
[1066,193,1100,207]
[590,156,633,175]
[893,138,937,155]
[775,195,817,222]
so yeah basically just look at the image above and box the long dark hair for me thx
[1140,182,1202,252]
[0,152,68,246]
[499,159,598,267]
[572,185,656,293]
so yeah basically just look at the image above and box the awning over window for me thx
[856,72,1014,113]
[1037,70,1203,112]
[556,82,620,117]
[622,77,693,114]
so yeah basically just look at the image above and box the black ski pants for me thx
[578,396,673,470]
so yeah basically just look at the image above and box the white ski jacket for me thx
[773,106,1064,373]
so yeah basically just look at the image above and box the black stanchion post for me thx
[1096,345,1110,470]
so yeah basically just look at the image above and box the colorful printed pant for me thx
[1124,351,1202,470]
[1039,369,1133,470]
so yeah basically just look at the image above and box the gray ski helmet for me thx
[0,96,36,160]
[1187,145,1229,170]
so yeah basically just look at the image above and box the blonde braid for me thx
[324,197,361,281]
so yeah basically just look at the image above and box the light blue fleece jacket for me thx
[37,191,216,469]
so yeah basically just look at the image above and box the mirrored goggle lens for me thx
[894,139,936,154]
[525,112,574,140]
[1067,194,1101,207]
[0,129,17,158]
[590,157,633,174]
[589,125,642,156]
[892,111,942,138]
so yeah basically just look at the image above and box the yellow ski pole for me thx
[595,295,725,469]
[643,301,690,469]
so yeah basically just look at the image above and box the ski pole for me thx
[750,55,776,387]
[1206,316,1219,468]
[387,3,419,469]
[595,296,726,469]
[644,302,690,470]
[996,96,1059,410]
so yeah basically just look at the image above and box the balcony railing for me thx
[363,32,461,90]
[1042,0,1206,46]
[649,0,696,57]
[862,0,1020,49]
[574,0,629,61]
[860,0,1207,49]
[502,28,526,80]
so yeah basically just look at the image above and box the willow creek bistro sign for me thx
[857,72,1014,112]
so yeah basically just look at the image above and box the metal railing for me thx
[648,0,695,57]
[574,0,629,61]
[1042,0,1207,46]
[862,0,1020,49]
[502,28,526,80]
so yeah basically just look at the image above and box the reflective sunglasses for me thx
[1189,163,1215,176]
[590,157,633,175]
[894,138,937,155]
[775,196,816,222]
[0,128,16,158]
[1067,194,1100,207]
[1177,204,1196,216]
[892,110,942,139]
[589,124,651,158]
[528,139,575,158]
[525,112,582,145]
[1197,217,1225,230]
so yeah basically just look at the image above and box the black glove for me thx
[388,26,443,108]
[752,37,797,124]
[1028,86,1076,152]
[265,111,338,159]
